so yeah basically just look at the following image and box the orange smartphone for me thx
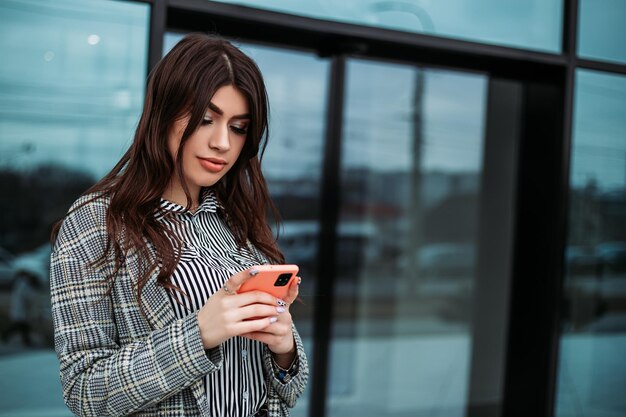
[237,264,299,299]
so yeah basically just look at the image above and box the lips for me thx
[198,157,227,173]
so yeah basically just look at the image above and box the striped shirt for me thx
[157,188,269,416]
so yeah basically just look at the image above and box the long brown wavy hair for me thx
[52,33,284,306]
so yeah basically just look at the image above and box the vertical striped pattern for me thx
[158,188,268,417]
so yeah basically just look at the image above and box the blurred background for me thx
[0,1,625,416]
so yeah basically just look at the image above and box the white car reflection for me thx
[596,242,626,275]
[398,243,476,280]
[10,244,51,286]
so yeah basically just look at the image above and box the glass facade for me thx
[578,0,626,64]
[0,0,149,415]
[327,60,488,416]
[1,1,625,417]
[213,0,563,52]
[555,70,626,417]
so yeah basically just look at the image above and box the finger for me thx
[231,290,278,308]
[243,332,282,345]
[252,313,291,332]
[236,303,284,321]
[220,282,236,296]
[284,276,300,305]
[243,321,292,344]
[232,316,278,335]
[225,267,260,292]
[243,322,288,337]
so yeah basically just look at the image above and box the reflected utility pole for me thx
[407,68,425,288]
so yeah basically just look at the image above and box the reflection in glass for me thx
[578,0,626,64]
[166,32,329,416]
[555,70,626,417]
[214,0,562,52]
[0,0,149,415]
[327,59,487,416]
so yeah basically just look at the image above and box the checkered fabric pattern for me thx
[50,194,308,416]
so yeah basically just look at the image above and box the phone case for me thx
[237,264,299,299]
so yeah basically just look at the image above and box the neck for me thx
[162,183,200,208]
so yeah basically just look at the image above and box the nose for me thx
[209,122,231,152]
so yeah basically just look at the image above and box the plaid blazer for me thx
[50,194,308,417]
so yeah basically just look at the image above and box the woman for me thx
[50,33,307,417]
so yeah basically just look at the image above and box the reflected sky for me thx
[0,0,148,179]
[578,0,626,64]
[214,0,563,52]
[343,59,486,174]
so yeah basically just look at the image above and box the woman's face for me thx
[166,85,250,204]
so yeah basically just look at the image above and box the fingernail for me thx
[269,316,278,323]
[249,269,259,276]
[276,306,286,313]
[277,299,287,307]
[297,277,302,285]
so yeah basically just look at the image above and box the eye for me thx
[230,124,248,135]
[201,114,213,125]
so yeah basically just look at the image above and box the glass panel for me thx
[555,70,626,417]
[0,0,149,415]
[167,33,329,416]
[578,0,626,64]
[327,59,488,416]
[213,0,562,53]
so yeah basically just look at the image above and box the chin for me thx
[199,176,223,188]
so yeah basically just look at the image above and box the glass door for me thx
[325,58,512,417]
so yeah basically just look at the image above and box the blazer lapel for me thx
[125,245,176,330]
[142,269,177,330]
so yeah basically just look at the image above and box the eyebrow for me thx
[208,102,251,120]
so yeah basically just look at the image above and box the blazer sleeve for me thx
[262,323,309,409]
[50,196,222,417]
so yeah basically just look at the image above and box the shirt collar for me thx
[157,188,220,219]
[197,188,221,213]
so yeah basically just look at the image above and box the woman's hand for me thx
[197,268,283,349]
[243,276,301,367]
